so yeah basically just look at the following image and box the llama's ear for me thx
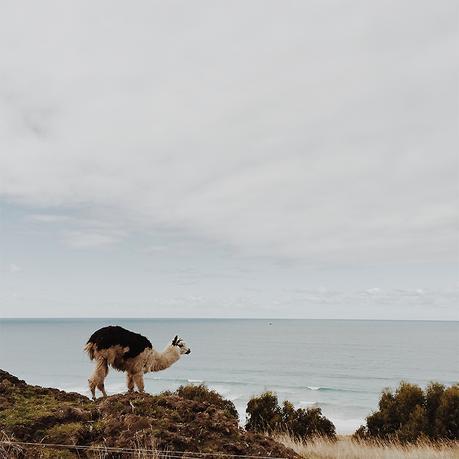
[172,335,178,345]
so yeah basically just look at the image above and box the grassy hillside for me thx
[0,370,296,458]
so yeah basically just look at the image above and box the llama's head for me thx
[172,335,191,355]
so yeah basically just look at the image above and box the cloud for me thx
[62,230,125,248]
[8,264,21,273]
[27,213,128,248]
[0,263,22,274]
[28,214,72,223]
[144,245,168,253]
[274,286,459,316]
[365,288,382,295]
[0,1,457,264]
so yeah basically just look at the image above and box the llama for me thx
[84,325,191,400]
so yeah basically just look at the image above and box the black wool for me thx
[87,325,152,359]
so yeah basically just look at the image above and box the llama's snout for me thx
[185,349,191,354]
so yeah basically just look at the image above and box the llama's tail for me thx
[84,342,96,360]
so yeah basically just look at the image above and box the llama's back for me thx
[85,325,153,361]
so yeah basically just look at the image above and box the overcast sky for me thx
[0,1,458,319]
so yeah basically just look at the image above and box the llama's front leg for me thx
[97,379,108,398]
[133,372,145,393]
[126,372,135,393]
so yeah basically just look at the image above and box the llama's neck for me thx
[149,345,181,372]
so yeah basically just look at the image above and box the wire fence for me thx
[0,440,289,459]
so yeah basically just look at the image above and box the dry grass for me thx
[0,431,166,459]
[0,432,25,459]
[275,434,459,459]
[90,433,164,458]
[3,429,459,459]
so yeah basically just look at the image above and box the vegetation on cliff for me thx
[0,370,297,458]
[245,392,336,440]
[2,370,457,459]
[354,381,459,443]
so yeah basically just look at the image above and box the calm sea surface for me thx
[1,319,457,433]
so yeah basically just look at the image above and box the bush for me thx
[246,392,336,440]
[175,384,239,420]
[435,385,459,440]
[354,381,459,442]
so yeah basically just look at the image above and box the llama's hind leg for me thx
[89,358,108,400]
[133,372,145,393]
[96,359,109,397]
[88,377,97,400]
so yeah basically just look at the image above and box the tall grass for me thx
[90,434,165,458]
[0,433,25,459]
[0,431,167,459]
[275,434,459,459]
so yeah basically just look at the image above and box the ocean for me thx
[1,318,457,434]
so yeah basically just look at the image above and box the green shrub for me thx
[175,384,239,420]
[246,392,282,432]
[435,385,459,440]
[355,381,459,442]
[245,392,336,440]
